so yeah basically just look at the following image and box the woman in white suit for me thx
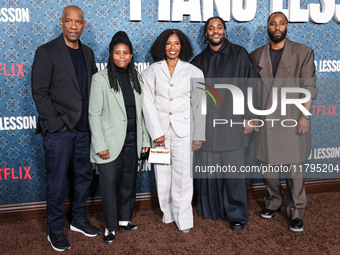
[142,29,205,233]
[89,31,150,244]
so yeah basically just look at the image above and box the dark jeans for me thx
[43,128,93,233]
[98,132,138,231]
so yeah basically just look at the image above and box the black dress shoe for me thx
[120,223,138,231]
[260,208,279,219]
[230,222,245,231]
[289,218,304,233]
[104,228,116,245]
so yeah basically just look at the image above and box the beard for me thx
[207,33,225,46]
[268,28,287,43]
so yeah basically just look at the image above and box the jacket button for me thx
[170,84,173,87]
[169,112,172,115]
[170,98,173,101]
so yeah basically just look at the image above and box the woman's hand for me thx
[141,147,150,153]
[192,141,202,151]
[98,149,110,159]
[154,136,165,147]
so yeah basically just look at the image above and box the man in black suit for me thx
[31,5,99,251]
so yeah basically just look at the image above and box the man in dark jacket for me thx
[31,5,99,251]
[191,16,257,231]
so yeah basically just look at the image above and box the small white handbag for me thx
[148,146,170,164]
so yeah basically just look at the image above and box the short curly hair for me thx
[150,29,193,62]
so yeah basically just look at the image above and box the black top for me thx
[269,47,284,77]
[191,39,258,152]
[67,44,89,131]
[116,66,136,132]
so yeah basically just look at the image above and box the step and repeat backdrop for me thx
[0,0,339,206]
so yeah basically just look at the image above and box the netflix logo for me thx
[0,63,24,77]
[311,104,337,116]
[0,166,31,180]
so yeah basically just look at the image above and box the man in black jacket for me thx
[31,5,99,251]
[191,16,257,231]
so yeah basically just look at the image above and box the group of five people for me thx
[31,5,316,252]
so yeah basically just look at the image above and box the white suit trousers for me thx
[154,125,193,230]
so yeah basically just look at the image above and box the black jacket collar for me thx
[205,38,229,56]
[57,33,83,49]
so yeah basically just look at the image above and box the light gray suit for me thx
[142,60,205,230]
[142,60,205,141]
[250,39,317,219]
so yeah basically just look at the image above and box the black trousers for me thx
[98,132,138,231]
[198,149,248,224]
[43,129,93,233]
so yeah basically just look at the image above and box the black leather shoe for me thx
[104,228,116,245]
[230,222,245,231]
[120,223,138,231]
[260,208,279,219]
[289,218,304,233]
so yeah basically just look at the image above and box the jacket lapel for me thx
[172,59,184,77]
[57,34,80,92]
[81,42,92,96]
[258,39,293,90]
[159,60,170,78]
[258,43,273,92]
[273,39,292,88]
[103,69,126,116]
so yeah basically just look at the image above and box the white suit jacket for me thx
[142,60,205,142]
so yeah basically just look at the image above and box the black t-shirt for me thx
[67,44,89,131]
[269,47,284,77]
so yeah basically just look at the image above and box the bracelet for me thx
[301,115,310,121]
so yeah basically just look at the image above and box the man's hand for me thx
[98,149,110,159]
[251,120,260,132]
[297,116,310,135]
[243,119,254,134]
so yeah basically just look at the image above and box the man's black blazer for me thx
[31,34,97,136]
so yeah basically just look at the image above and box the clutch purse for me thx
[148,146,170,164]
